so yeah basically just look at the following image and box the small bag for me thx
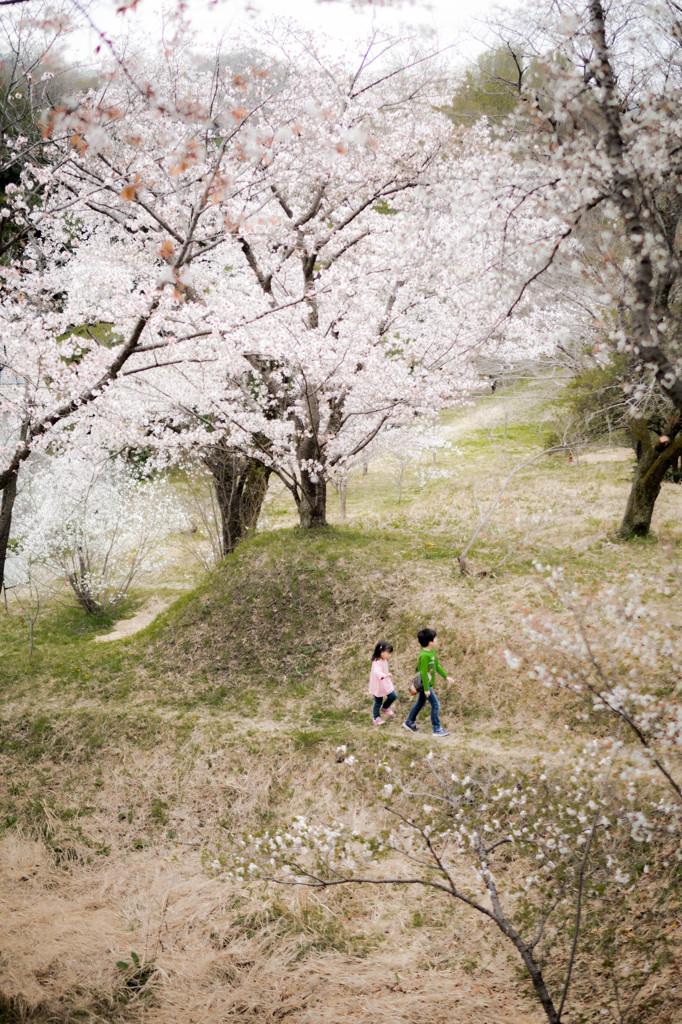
[409,667,432,696]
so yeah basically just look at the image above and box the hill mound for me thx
[138,527,524,726]
[150,529,400,691]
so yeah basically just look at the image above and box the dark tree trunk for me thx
[203,444,271,555]
[297,468,327,528]
[295,431,327,528]
[0,468,19,594]
[619,419,682,539]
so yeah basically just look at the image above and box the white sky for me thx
[84,0,527,65]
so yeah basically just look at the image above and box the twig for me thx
[493,507,576,570]
[556,807,602,1020]
[458,444,570,574]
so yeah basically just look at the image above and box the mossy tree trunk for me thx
[203,443,271,555]
[293,397,328,528]
[295,466,327,528]
[0,467,19,595]
[619,417,682,539]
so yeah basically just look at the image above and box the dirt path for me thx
[94,596,170,642]
[444,388,545,442]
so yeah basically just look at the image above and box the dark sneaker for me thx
[403,721,417,733]
[433,728,450,737]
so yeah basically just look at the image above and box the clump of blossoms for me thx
[206,740,678,1024]
[7,453,182,614]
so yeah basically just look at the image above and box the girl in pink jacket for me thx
[369,642,398,725]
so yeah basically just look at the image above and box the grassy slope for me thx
[1,386,681,1024]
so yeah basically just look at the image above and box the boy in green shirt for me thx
[403,628,453,736]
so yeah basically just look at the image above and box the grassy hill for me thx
[1,391,680,1024]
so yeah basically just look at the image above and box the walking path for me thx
[94,596,170,642]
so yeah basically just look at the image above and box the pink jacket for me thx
[369,660,394,698]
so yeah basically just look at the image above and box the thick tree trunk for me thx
[203,444,271,555]
[0,468,19,595]
[297,469,327,528]
[295,431,327,528]
[619,420,682,539]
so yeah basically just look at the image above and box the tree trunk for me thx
[619,420,682,539]
[338,479,347,523]
[333,479,346,524]
[0,467,19,595]
[295,432,327,528]
[203,444,271,555]
[297,468,327,528]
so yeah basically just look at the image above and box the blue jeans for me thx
[406,689,441,732]
[373,690,397,718]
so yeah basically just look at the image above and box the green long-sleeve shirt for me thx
[417,648,448,694]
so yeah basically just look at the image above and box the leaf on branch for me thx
[119,175,142,201]
[41,109,63,139]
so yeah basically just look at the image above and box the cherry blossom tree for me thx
[516,564,682,803]
[478,0,682,537]
[0,0,92,589]
[7,451,181,614]
[0,2,77,258]
[112,33,561,534]
[106,33,469,530]
[0,28,280,587]
[0,9,561,582]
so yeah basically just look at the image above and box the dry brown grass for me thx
[2,713,678,1024]
[1,832,548,1024]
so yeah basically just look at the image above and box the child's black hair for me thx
[372,641,393,661]
[417,628,437,648]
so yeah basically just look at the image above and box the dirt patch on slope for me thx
[94,597,171,643]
